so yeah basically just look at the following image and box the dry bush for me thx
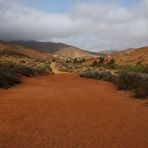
[0,61,52,88]
[135,80,148,98]
[113,72,141,90]
[80,70,148,99]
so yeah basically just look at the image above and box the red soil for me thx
[106,46,148,65]
[0,74,148,148]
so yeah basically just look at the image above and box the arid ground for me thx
[0,72,148,147]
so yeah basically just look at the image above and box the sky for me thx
[0,0,148,51]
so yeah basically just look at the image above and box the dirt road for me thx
[50,62,70,74]
[0,74,148,148]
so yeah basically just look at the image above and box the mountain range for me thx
[13,41,98,58]
[0,40,148,65]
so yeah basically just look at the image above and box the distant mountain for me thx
[13,41,98,58]
[98,49,120,56]
[105,46,148,65]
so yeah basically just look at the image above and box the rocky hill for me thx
[13,41,98,58]
[105,46,148,65]
[0,40,52,62]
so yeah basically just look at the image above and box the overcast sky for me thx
[0,0,148,51]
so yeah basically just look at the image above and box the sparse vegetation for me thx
[104,64,148,74]
[0,49,28,58]
[80,68,148,99]
[80,70,113,82]
[113,72,148,98]
[113,72,141,90]
[135,81,148,98]
[107,59,115,68]
[92,60,98,66]
[98,57,105,65]
[90,58,116,69]
[0,61,52,88]
[0,65,21,88]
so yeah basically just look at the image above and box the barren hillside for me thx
[13,41,98,58]
[106,46,148,65]
[0,40,52,62]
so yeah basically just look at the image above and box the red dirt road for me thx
[0,74,148,148]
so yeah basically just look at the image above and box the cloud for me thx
[0,0,83,40]
[0,0,148,51]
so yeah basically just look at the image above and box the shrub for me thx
[91,60,98,66]
[73,58,78,64]
[135,80,148,98]
[80,70,112,82]
[116,65,148,74]
[127,65,148,74]
[112,72,148,98]
[80,69,148,99]
[113,72,142,90]
[16,65,35,77]
[0,66,21,88]
[107,59,115,68]
[0,61,52,88]
[20,60,26,64]
[98,57,105,64]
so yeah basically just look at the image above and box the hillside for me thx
[105,46,148,65]
[13,41,98,58]
[0,40,52,62]
[0,40,53,88]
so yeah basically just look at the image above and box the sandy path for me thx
[0,74,148,148]
[50,62,70,74]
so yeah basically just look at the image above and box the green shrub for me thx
[73,58,78,64]
[16,65,35,77]
[107,59,115,68]
[98,57,105,64]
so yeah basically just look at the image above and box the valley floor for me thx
[0,74,148,148]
